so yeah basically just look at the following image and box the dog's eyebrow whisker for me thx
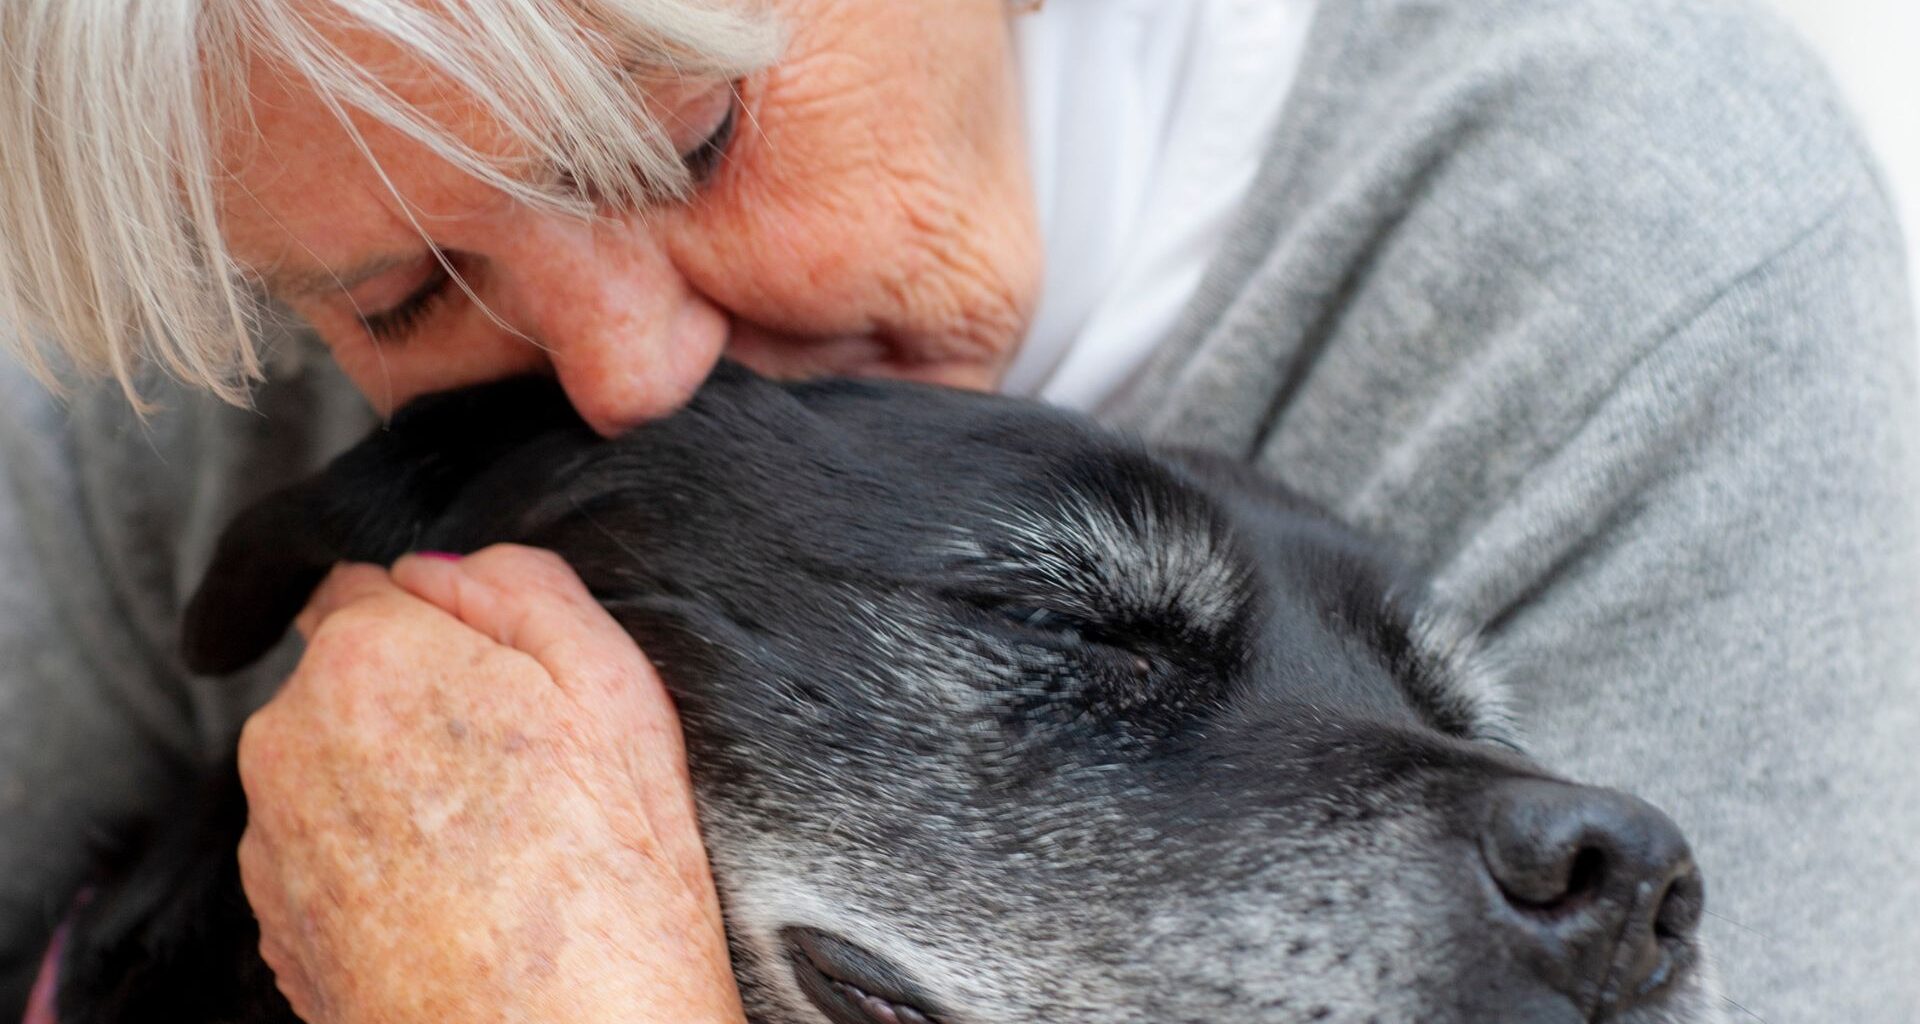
[980,483,1255,642]
[1702,909,1771,941]
[1718,993,1771,1022]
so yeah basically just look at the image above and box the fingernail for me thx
[414,551,463,562]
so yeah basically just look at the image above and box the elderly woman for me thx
[0,0,1914,1020]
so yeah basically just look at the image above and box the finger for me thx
[236,827,282,928]
[259,929,320,1023]
[237,830,291,980]
[294,562,404,641]
[238,829,323,1020]
[392,546,704,866]
[391,546,665,709]
[234,708,286,811]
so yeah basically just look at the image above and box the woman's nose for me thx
[498,215,731,437]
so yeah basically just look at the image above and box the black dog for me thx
[57,365,1717,1023]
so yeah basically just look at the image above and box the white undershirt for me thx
[1005,0,1319,411]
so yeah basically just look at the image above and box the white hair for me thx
[0,0,780,405]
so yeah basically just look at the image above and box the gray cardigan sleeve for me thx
[1111,0,1920,1018]
[0,348,369,1014]
[0,370,198,1011]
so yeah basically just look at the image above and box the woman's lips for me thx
[723,320,1004,392]
[723,319,892,380]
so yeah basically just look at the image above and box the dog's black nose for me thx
[1477,778,1704,1013]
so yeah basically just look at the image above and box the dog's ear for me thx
[181,376,591,675]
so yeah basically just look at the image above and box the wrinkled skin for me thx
[219,0,1040,435]
[235,552,740,1024]
[66,370,1721,1023]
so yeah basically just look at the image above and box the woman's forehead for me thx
[217,33,523,283]
[215,12,728,295]
[218,109,484,296]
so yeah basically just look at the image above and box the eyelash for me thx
[359,257,454,344]
[357,98,740,346]
[681,99,739,187]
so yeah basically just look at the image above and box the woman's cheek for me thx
[666,160,901,333]
[660,0,1037,357]
[683,101,994,318]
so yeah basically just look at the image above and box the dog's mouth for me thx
[784,927,945,1024]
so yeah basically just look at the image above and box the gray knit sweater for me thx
[2,0,1914,1019]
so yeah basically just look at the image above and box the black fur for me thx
[56,365,1713,1023]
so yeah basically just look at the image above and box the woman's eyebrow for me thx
[255,252,419,300]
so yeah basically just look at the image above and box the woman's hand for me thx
[235,545,742,1024]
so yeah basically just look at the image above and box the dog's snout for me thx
[1477,777,1704,1013]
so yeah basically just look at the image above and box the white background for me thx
[1768,0,1920,316]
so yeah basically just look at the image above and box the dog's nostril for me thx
[1489,833,1610,914]
[1561,844,1606,906]
[1477,778,1703,1011]
[1654,869,1706,940]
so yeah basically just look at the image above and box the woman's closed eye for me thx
[552,92,741,211]
[680,98,739,186]
[355,94,741,346]
[358,254,455,345]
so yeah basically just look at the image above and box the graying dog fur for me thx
[64,367,1721,1024]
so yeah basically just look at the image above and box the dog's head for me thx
[181,364,1717,1023]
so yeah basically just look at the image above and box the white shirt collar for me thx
[1006,0,1320,411]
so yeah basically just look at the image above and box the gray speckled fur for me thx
[455,374,1724,1023]
[90,371,1723,1022]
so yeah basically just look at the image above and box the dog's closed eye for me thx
[993,603,1155,679]
[999,604,1095,641]
[948,596,1217,744]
